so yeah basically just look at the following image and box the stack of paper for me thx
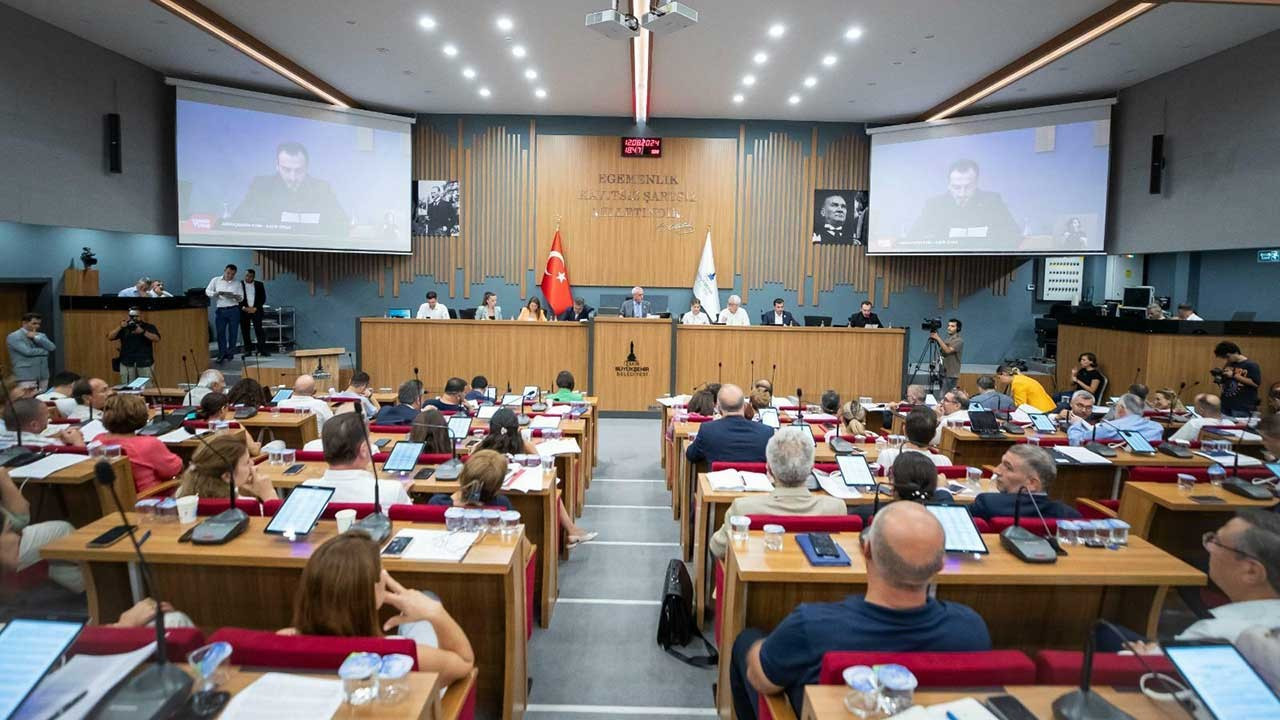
[157,427,194,444]
[8,453,91,480]
[396,528,480,562]
[503,467,544,493]
[815,471,863,500]
[1204,427,1262,442]
[543,404,572,416]
[530,415,561,430]
[217,672,344,720]
[705,469,773,492]
[77,420,107,443]
[1053,446,1113,465]
[888,697,999,720]
[535,438,581,457]
[656,394,691,407]
[14,642,156,720]
[1009,409,1033,424]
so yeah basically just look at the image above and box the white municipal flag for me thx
[693,231,721,316]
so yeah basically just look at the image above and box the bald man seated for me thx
[684,384,775,465]
[1168,392,1236,443]
[729,502,991,718]
[276,373,334,431]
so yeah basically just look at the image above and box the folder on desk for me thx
[796,534,851,567]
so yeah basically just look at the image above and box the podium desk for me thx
[59,296,209,388]
[591,317,673,412]
[20,456,135,527]
[713,530,1203,718]
[43,515,528,720]
[1119,480,1279,566]
[238,410,319,449]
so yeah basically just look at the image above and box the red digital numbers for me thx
[621,137,662,157]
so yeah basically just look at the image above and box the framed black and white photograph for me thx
[811,189,868,245]
[413,179,461,236]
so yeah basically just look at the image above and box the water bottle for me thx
[1208,464,1226,488]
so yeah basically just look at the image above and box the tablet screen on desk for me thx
[483,387,497,401]
[382,441,423,473]
[1265,462,1280,480]
[264,485,335,536]
[501,394,522,407]
[0,617,85,719]
[1118,429,1155,454]
[1029,413,1056,433]
[271,389,293,404]
[758,408,780,429]
[522,386,539,401]
[925,504,989,554]
[447,415,472,440]
[837,455,875,488]
[125,376,151,390]
[1164,641,1280,720]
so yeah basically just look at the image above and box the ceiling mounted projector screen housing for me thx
[171,80,413,254]
[867,99,1113,256]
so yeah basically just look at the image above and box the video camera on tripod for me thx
[921,317,943,332]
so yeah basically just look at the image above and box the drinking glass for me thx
[729,515,751,545]
[499,510,521,539]
[763,524,784,551]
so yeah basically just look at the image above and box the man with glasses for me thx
[1183,510,1280,642]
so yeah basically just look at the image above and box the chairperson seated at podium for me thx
[685,384,773,465]
[760,298,797,327]
[969,445,1081,521]
[475,291,503,321]
[619,287,651,318]
[717,295,751,326]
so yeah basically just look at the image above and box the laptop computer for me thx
[967,409,1005,439]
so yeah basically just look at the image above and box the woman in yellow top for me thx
[995,364,1056,412]
[516,298,548,322]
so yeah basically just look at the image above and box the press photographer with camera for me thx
[1212,341,1262,417]
[106,307,160,384]
[927,318,964,392]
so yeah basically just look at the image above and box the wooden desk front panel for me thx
[591,318,672,412]
[359,318,589,397]
[62,307,208,387]
[675,326,905,404]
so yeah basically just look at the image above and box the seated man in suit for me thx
[618,286,651,318]
[760,298,797,327]
[709,428,845,558]
[425,377,472,415]
[970,444,1081,520]
[308,413,410,510]
[848,301,883,328]
[730,501,991,719]
[558,296,595,322]
[685,384,774,466]
[1054,389,1095,427]
[372,380,424,425]
[1065,393,1163,446]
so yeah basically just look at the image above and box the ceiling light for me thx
[742,74,756,86]
[478,86,491,97]
[462,67,476,79]
[803,76,817,88]
[753,51,768,65]
[788,94,800,105]
[732,93,744,103]
[767,24,785,39]
[496,16,513,32]
[511,45,527,58]
[844,26,863,41]
[822,54,837,67]
[442,44,458,57]
[418,16,436,30]
[524,68,538,80]
[535,87,547,99]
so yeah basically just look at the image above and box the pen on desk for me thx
[945,712,960,720]
[137,529,151,546]
[48,689,88,720]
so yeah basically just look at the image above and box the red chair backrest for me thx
[262,499,378,519]
[1076,499,1120,518]
[182,420,241,430]
[746,514,863,533]
[197,498,263,516]
[684,414,713,423]
[208,628,419,671]
[936,466,971,479]
[1128,466,1274,483]
[293,451,327,462]
[388,504,449,523]
[258,406,301,413]
[35,445,98,455]
[814,462,838,473]
[70,626,207,663]
[985,517,1059,536]
[710,461,767,473]
[820,650,1036,686]
[973,518,994,533]
[1017,436,1070,447]
[838,434,882,443]
[1033,650,1177,686]
[370,451,454,465]
[368,425,411,433]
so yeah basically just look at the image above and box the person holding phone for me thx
[1065,393,1162,446]
[175,431,275,502]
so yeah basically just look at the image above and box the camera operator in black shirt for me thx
[106,307,160,385]
[1213,341,1261,417]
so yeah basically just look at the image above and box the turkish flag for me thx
[539,230,574,316]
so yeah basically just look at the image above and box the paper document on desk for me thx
[503,467,544,493]
[705,469,772,492]
[536,438,581,457]
[816,470,863,500]
[530,415,561,430]
[801,413,838,423]
[1053,446,1113,465]
[543,404,572,415]
[888,697,999,720]
[77,420,107,443]
[1009,409,1033,424]
[739,472,773,492]
[157,427,194,444]
[1194,450,1262,467]
[772,396,796,409]
[217,672,343,720]
[14,642,156,720]
[8,453,91,480]
[396,528,480,563]
[657,394,691,407]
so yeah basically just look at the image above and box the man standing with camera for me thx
[107,308,160,384]
[1213,341,1261,417]
[930,318,964,393]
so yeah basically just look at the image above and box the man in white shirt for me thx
[1169,393,1235,443]
[1178,510,1280,643]
[148,280,173,298]
[932,389,970,446]
[184,369,225,407]
[1176,303,1204,321]
[36,371,80,418]
[877,408,952,468]
[117,277,151,298]
[205,264,245,363]
[277,374,335,432]
[65,378,112,422]
[308,413,410,511]
[0,398,82,448]
[718,295,751,326]
[415,291,450,320]
[330,371,380,419]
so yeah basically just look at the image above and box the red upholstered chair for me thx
[838,434,884,443]
[1033,650,1177,686]
[684,414,714,423]
[388,504,450,523]
[820,650,1037,685]
[745,515,863,533]
[973,518,993,533]
[292,450,327,462]
[985,517,1059,536]
[182,420,241,430]
[814,462,839,474]
[38,444,94,455]
[208,627,418,670]
[368,425,412,434]
[2,562,51,596]
[196,498,263,516]
[1017,436,1070,447]
[69,626,207,663]
[710,461,767,473]
[258,406,301,413]
[1076,499,1120,519]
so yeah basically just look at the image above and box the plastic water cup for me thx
[462,508,483,532]
[729,515,751,545]
[1177,473,1197,494]
[966,466,983,489]
[102,444,122,459]
[482,509,502,534]
[210,419,231,431]
[889,434,906,448]
[175,495,199,524]
[858,396,873,407]
[338,652,380,707]
[88,441,105,459]
[1109,519,1131,546]
[267,447,286,466]
[763,524,785,551]
[540,455,555,481]
[377,654,413,705]
[444,507,465,532]
[1027,434,1041,446]
[877,664,918,715]
[335,509,357,533]
[1057,520,1078,546]
[280,449,296,466]
[155,497,178,523]
[499,510,521,539]
[842,666,880,718]
[1208,464,1226,487]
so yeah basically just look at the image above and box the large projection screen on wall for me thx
[868,99,1113,256]
[172,80,413,254]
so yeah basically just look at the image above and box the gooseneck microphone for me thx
[998,486,1057,563]
[749,360,755,386]
[189,432,250,545]
[717,362,722,385]
[352,419,392,542]
[93,461,193,718]
[1084,418,1117,458]
[1052,620,1140,720]
[794,388,805,424]
[770,364,777,393]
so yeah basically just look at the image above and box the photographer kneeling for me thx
[106,307,160,384]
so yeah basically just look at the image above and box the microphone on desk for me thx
[868,479,892,520]
[999,487,1058,563]
[413,367,421,392]
[717,362,722,385]
[1052,620,1152,720]
[189,432,250,545]
[352,418,392,542]
[750,360,755,386]
[770,364,777,393]
[1084,418,1117,458]
[0,374,39,467]
[93,460,193,719]
[794,388,805,424]
[1132,367,1142,386]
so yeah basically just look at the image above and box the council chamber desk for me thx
[60,295,210,387]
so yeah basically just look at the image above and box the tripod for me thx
[908,336,945,397]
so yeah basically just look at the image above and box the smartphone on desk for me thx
[87,524,134,548]
[282,463,306,475]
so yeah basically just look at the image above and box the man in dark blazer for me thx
[686,384,775,465]
[848,301,884,328]
[239,268,268,356]
[969,445,1081,521]
[372,381,424,425]
[559,297,595,322]
[760,298,798,327]
[618,287,652,318]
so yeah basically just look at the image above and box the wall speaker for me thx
[1148,133,1164,195]
[105,113,122,174]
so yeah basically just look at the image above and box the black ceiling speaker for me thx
[106,113,122,174]
[1148,133,1164,195]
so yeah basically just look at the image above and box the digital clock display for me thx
[621,136,662,157]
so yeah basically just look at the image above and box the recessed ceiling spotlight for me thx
[496,16,514,32]
[535,87,547,99]
[462,67,476,79]
[767,24,785,38]
[418,16,436,30]
[844,26,863,41]
[821,54,837,67]
[479,86,491,97]
[803,76,817,88]
[742,74,756,86]
[511,45,527,58]
[524,68,538,80]
[753,51,768,65]
[732,93,744,103]
[788,94,801,105]
[442,44,458,57]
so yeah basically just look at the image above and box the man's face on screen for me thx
[820,196,847,224]
[948,169,978,206]
[276,150,308,191]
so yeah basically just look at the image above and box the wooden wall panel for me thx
[62,308,208,387]
[591,318,673,412]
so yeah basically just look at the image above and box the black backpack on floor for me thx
[657,559,718,667]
